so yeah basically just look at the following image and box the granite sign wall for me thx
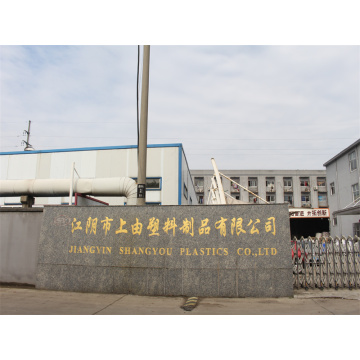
[36,204,293,297]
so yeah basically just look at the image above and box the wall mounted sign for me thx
[36,204,293,297]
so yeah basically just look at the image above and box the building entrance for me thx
[290,217,329,238]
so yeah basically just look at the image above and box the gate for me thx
[292,236,360,289]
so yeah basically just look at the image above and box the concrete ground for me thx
[0,285,359,315]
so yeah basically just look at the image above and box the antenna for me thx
[22,120,35,151]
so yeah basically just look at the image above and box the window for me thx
[248,177,257,187]
[266,194,275,203]
[146,178,161,189]
[332,217,337,226]
[301,193,310,207]
[283,178,292,188]
[266,177,275,192]
[349,151,357,172]
[318,193,328,207]
[300,178,310,187]
[284,194,293,205]
[230,177,240,192]
[133,177,161,189]
[198,195,204,204]
[317,177,326,187]
[249,194,258,203]
[194,177,204,193]
[330,182,335,195]
[351,183,359,201]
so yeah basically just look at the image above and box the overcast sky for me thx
[1,45,359,170]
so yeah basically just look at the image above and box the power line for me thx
[1,135,357,141]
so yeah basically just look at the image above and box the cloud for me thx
[1,45,359,170]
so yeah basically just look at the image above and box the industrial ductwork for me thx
[0,177,138,205]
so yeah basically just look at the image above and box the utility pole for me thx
[137,45,150,206]
[23,120,34,151]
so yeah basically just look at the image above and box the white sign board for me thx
[289,208,329,218]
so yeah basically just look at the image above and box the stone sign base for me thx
[36,204,293,297]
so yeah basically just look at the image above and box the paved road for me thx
[1,285,359,315]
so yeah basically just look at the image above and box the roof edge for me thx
[0,143,183,156]
[323,139,360,167]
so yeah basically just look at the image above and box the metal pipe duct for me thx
[0,177,138,205]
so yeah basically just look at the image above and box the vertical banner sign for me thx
[36,204,293,297]
[137,184,146,199]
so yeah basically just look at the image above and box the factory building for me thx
[0,144,198,207]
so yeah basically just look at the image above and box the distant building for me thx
[323,139,360,237]
[191,169,330,238]
[0,144,197,206]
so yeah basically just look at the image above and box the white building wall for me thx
[191,169,328,208]
[0,144,195,207]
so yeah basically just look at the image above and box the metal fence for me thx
[292,236,360,290]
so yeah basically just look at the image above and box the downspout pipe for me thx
[0,177,138,205]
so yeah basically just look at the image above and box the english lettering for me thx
[119,247,172,256]
[69,245,111,255]
[237,247,277,257]
[179,247,228,256]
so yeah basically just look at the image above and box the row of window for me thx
[194,176,327,193]
[224,192,327,207]
[198,181,358,205]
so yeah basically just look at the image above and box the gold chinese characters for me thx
[71,216,276,237]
